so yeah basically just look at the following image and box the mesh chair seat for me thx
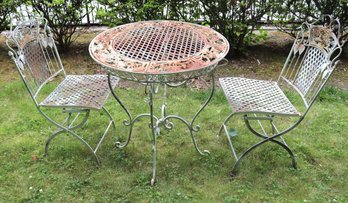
[40,75,119,110]
[219,77,300,116]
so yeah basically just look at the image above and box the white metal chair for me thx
[218,16,346,175]
[6,17,119,165]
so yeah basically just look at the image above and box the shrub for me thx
[29,0,89,51]
[166,0,201,22]
[272,0,348,42]
[96,0,167,27]
[0,0,19,32]
[200,0,270,58]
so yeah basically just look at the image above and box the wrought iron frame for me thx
[107,70,216,185]
[218,15,346,176]
[7,16,118,165]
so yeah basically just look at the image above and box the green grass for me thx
[0,78,348,202]
[1,32,348,202]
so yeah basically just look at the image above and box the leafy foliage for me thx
[200,0,270,58]
[271,0,348,42]
[0,0,20,32]
[29,0,89,51]
[96,0,167,27]
[166,0,201,22]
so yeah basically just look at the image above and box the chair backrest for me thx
[277,15,345,113]
[7,17,66,105]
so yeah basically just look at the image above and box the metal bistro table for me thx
[89,20,229,185]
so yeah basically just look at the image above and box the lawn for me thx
[0,31,348,202]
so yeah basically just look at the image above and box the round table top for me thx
[89,20,229,82]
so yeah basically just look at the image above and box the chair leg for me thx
[40,108,114,166]
[102,106,116,133]
[68,131,101,166]
[230,132,295,175]
[218,113,235,137]
[244,119,297,170]
[45,111,89,156]
[44,129,64,157]
[219,113,238,159]
[221,113,299,176]
[45,126,101,166]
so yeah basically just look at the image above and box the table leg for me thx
[108,73,214,185]
[149,83,158,186]
[163,72,215,155]
[190,72,215,154]
[108,73,133,148]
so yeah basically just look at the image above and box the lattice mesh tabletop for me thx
[219,77,300,116]
[40,75,119,110]
[89,21,229,83]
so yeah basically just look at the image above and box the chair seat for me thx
[219,77,300,116]
[40,75,119,110]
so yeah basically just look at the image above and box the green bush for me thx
[29,0,90,51]
[166,0,201,22]
[272,0,348,42]
[96,0,167,27]
[0,0,19,32]
[200,0,270,58]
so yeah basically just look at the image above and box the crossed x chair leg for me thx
[218,113,300,176]
[41,107,116,166]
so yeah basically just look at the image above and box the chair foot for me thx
[93,153,101,166]
[44,129,65,157]
[151,178,156,186]
[229,170,238,179]
[292,157,297,169]
[190,129,210,156]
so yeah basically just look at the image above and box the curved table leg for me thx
[107,73,215,185]
[159,74,214,156]
[189,72,215,155]
[191,72,215,132]
[108,73,133,148]
[179,71,215,155]
[163,115,210,156]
